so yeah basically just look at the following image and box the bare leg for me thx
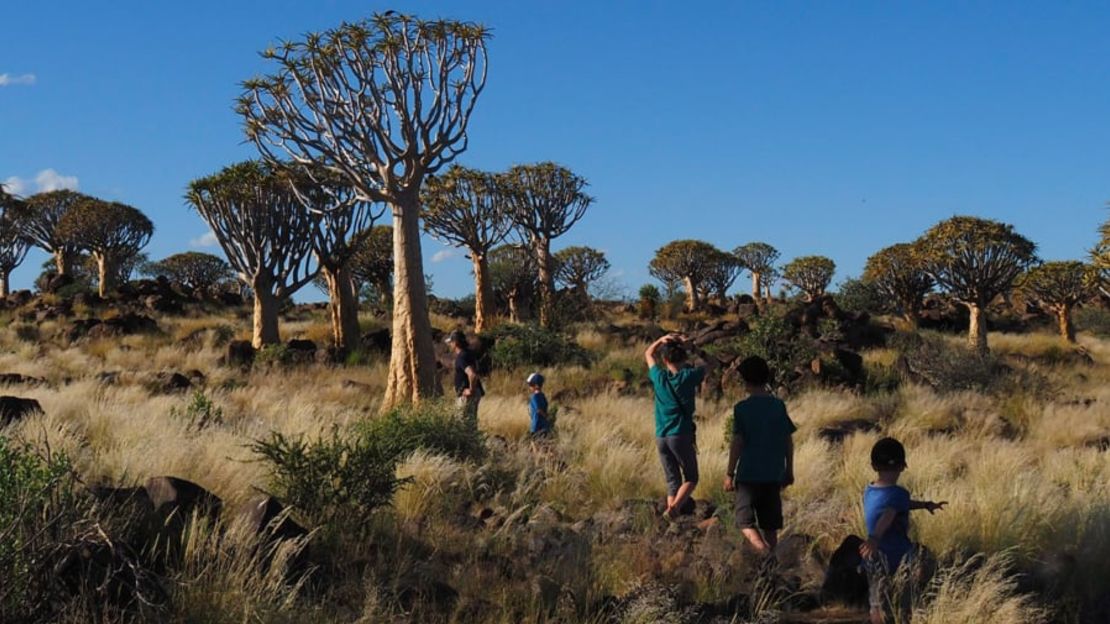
[667,481,696,514]
[742,528,771,556]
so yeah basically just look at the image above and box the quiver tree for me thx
[186,161,317,348]
[863,243,934,327]
[554,246,610,303]
[145,252,234,295]
[489,244,536,322]
[423,166,512,332]
[502,162,593,327]
[289,169,384,351]
[1018,261,1098,342]
[916,216,1037,354]
[55,198,153,298]
[13,189,88,276]
[782,255,836,302]
[0,189,30,297]
[648,240,722,312]
[699,249,741,303]
[734,242,780,305]
[240,12,488,408]
[350,225,394,309]
[1093,213,1110,299]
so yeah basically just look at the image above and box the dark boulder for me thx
[360,328,391,354]
[239,493,308,542]
[225,340,255,368]
[0,396,44,426]
[52,529,167,611]
[144,476,222,524]
[821,535,869,607]
[817,419,879,444]
[145,372,192,394]
[0,373,47,386]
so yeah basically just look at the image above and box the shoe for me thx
[661,508,676,523]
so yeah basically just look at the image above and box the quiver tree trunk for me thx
[902,301,921,329]
[53,250,72,277]
[966,302,988,354]
[683,276,699,312]
[535,239,554,327]
[322,264,361,351]
[752,273,763,305]
[472,253,494,333]
[252,277,281,348]
[96,254,118,298]
[0,272,9,298]
[382,198,441,409]
[1056,304,1076,343]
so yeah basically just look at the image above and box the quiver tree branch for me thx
[782,255,836,303]
[186,161,318,348]
[12,190,90,277]
[55,198,153,298]
[349,225,394,309]
[423,166,512,332]
[863,243,934,327]
[916,216,1038,354]
[502,162,594,327]
[239,12,489,407]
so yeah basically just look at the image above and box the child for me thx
[860,437,947,624]
[724,356,796,558]
[526,372,551,437]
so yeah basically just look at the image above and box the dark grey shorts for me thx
[734,482,784,530]
[656,434,699,496]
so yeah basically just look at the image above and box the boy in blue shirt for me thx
[860,437,947,624]
[525,372,550,436]
[724,356,796,558]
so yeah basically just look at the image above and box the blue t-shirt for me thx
[649,364,706,437]
[529,392,550,434]
[863,484,913,572]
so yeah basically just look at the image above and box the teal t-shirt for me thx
[732,395,796,482]
[649,364,706,437]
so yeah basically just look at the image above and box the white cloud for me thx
[190,231,219,247]
[2,169,79,195]
[0,73,36,87]
[432,248,462,263]
[2,176,26,195]
[34,168,78,192]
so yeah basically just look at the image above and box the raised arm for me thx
[644,334,675,368]
[909,499,948,514]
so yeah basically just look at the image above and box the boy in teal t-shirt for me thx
[724,356,796,557]
[645,333,709,521]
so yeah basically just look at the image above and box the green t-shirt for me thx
[732,395,796,482]
[649,364,706,437]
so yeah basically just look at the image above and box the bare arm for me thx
[860,509,898,560]
[644,334,675,368]
[724,434,744,491]
[910,500,948,514]
[463,365,480,397]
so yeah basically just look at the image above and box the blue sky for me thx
[2,1,1108,300]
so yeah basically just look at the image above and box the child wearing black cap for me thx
[861,437,947,624]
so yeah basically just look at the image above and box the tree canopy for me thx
[863,243,934,325]
[916,216,1038,352]
[0,188,30,297]
[649,239,722,311]
[13,189,89,275]
[56,198,153,296]
[782,255,836,302]
[1018,260,1098,342]
[146,252,234,294]
[554,246,610,299]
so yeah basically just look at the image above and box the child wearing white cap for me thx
[525,372,550,436]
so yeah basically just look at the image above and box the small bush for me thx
[891,332,1004,393]
[637,284,660,320]
[737,313,816,385]
[834,277,886,315]
[255,344,292,366]
[487,323,593,370]
[250,428,403,525]
[0,438,78,615]
[172,391,224,432]
[251,401,484,524]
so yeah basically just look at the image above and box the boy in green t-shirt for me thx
[724,356,796,557]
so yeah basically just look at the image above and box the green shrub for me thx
[736,313,816,385]
[172,391,224,432]
[0,438,77,614]
[255,344,292,366]
[250,428,402,525]
[251,401,485,524]
[353,402,486,463]
[637,284,660,320]
[834,277,886,315]
[1075,305,1110,337]
[487,323,592,370]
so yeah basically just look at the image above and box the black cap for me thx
[871,437,907,470]
[445,330,466,345]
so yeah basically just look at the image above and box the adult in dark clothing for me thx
[447,330,483,425]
